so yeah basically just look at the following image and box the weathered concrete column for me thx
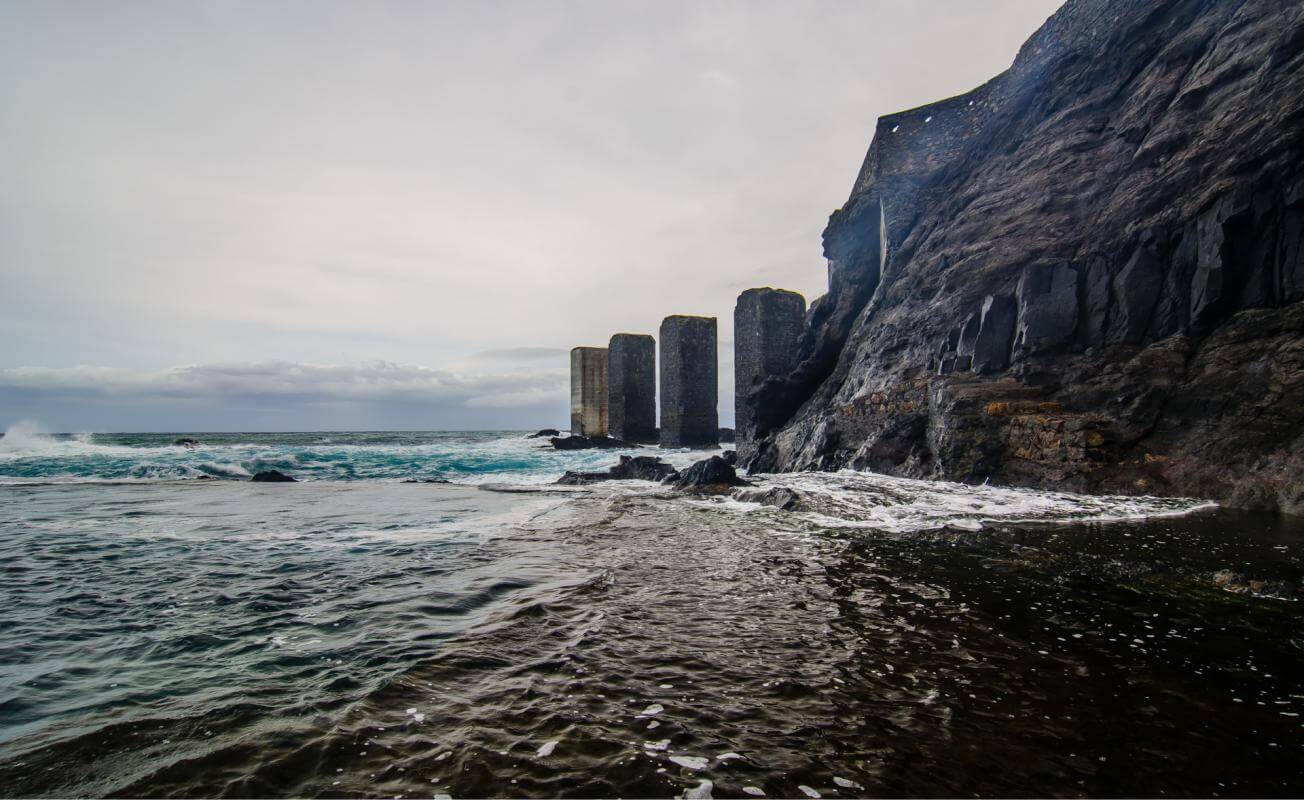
[734,288,806,461]
[607,333,657,443]
[570,347,608,436]
[659,315,718,448]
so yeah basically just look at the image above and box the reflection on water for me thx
[1,475,1301,797]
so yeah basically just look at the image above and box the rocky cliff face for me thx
[749,0,1304,514]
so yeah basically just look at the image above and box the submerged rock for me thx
[251,470,296,483]
[671,456,750,492]
[527,428,561,439]
[557,455,678,485]
[173,437,201,448]
[733,486,805,511]
[550,435,631,450]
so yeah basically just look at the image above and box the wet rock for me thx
[173,437,201,448]
[718,427,736,443]
[251,470,296,483]
[720,450,738,466]
[557,455,678,485]
[734,486,805,511]
[526,428,560,439]
[550,435,630,450]
[671,456,750,492]
[402,478,452,484]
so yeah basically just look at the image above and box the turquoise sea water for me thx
[0,426,700,484]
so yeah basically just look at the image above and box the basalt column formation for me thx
[734,288,807,462]
[659,315,719,448]
[569,346,608,437]
[607,333,657,443]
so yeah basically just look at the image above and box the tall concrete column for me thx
[734,287,806,462]
[607,333,657,443]
[570,347,608,436]
[659,315,718,448]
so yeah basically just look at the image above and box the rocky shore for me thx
[738,0,1304,514]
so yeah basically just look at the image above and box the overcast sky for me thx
[0,0,1060,432]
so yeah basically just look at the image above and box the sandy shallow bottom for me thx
[1,476,1302,797]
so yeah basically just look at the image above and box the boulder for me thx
[734,486,805,511]
[557,455,678,485]
[550,435,630,450]
[251,470,296,483]
[671,456,750,492]
[527,428,561,438]
[720,450,738,466]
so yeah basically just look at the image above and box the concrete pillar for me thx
[570,347,608,436]
[659,315,718,448]
[734,288,806,461]
[607,333,657,443]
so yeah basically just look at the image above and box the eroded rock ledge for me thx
[744,0,1304,514]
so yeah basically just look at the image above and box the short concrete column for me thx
[570,346,608,436]
[658,315,718,448]
[734,288,805,461]
[607,333,657,443]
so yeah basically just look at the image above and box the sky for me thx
[0,0,1061,432]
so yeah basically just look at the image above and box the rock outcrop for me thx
[550,435,631,451]
[748,0,1304,514]
[671,456,750,493]
[526,428,561,439]
[557,455,678,485]
[251,470,296,483]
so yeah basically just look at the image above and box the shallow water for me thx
[1,431,1302,797]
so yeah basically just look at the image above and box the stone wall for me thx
[569,346,608,436]
[659,315,718,448]
[607,333,657,443]
[734,288,806,462]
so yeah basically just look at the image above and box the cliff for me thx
[748,0,1304,513]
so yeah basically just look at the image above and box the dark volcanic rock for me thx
[671,456,750,492]
[720,450,738,466]
[251,470,296,483]
[550,435,630,450]
[973,295,1017,374]
[734,486,806,511]
[557,455,678,485]
[748,0,1304,514]
[527,428,561,438]
[1014,263,1078,358]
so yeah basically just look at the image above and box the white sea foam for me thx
[714,469,1217,534]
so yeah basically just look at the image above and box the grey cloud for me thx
[0,361,566,408]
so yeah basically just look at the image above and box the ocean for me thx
[1,428,1302,797]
